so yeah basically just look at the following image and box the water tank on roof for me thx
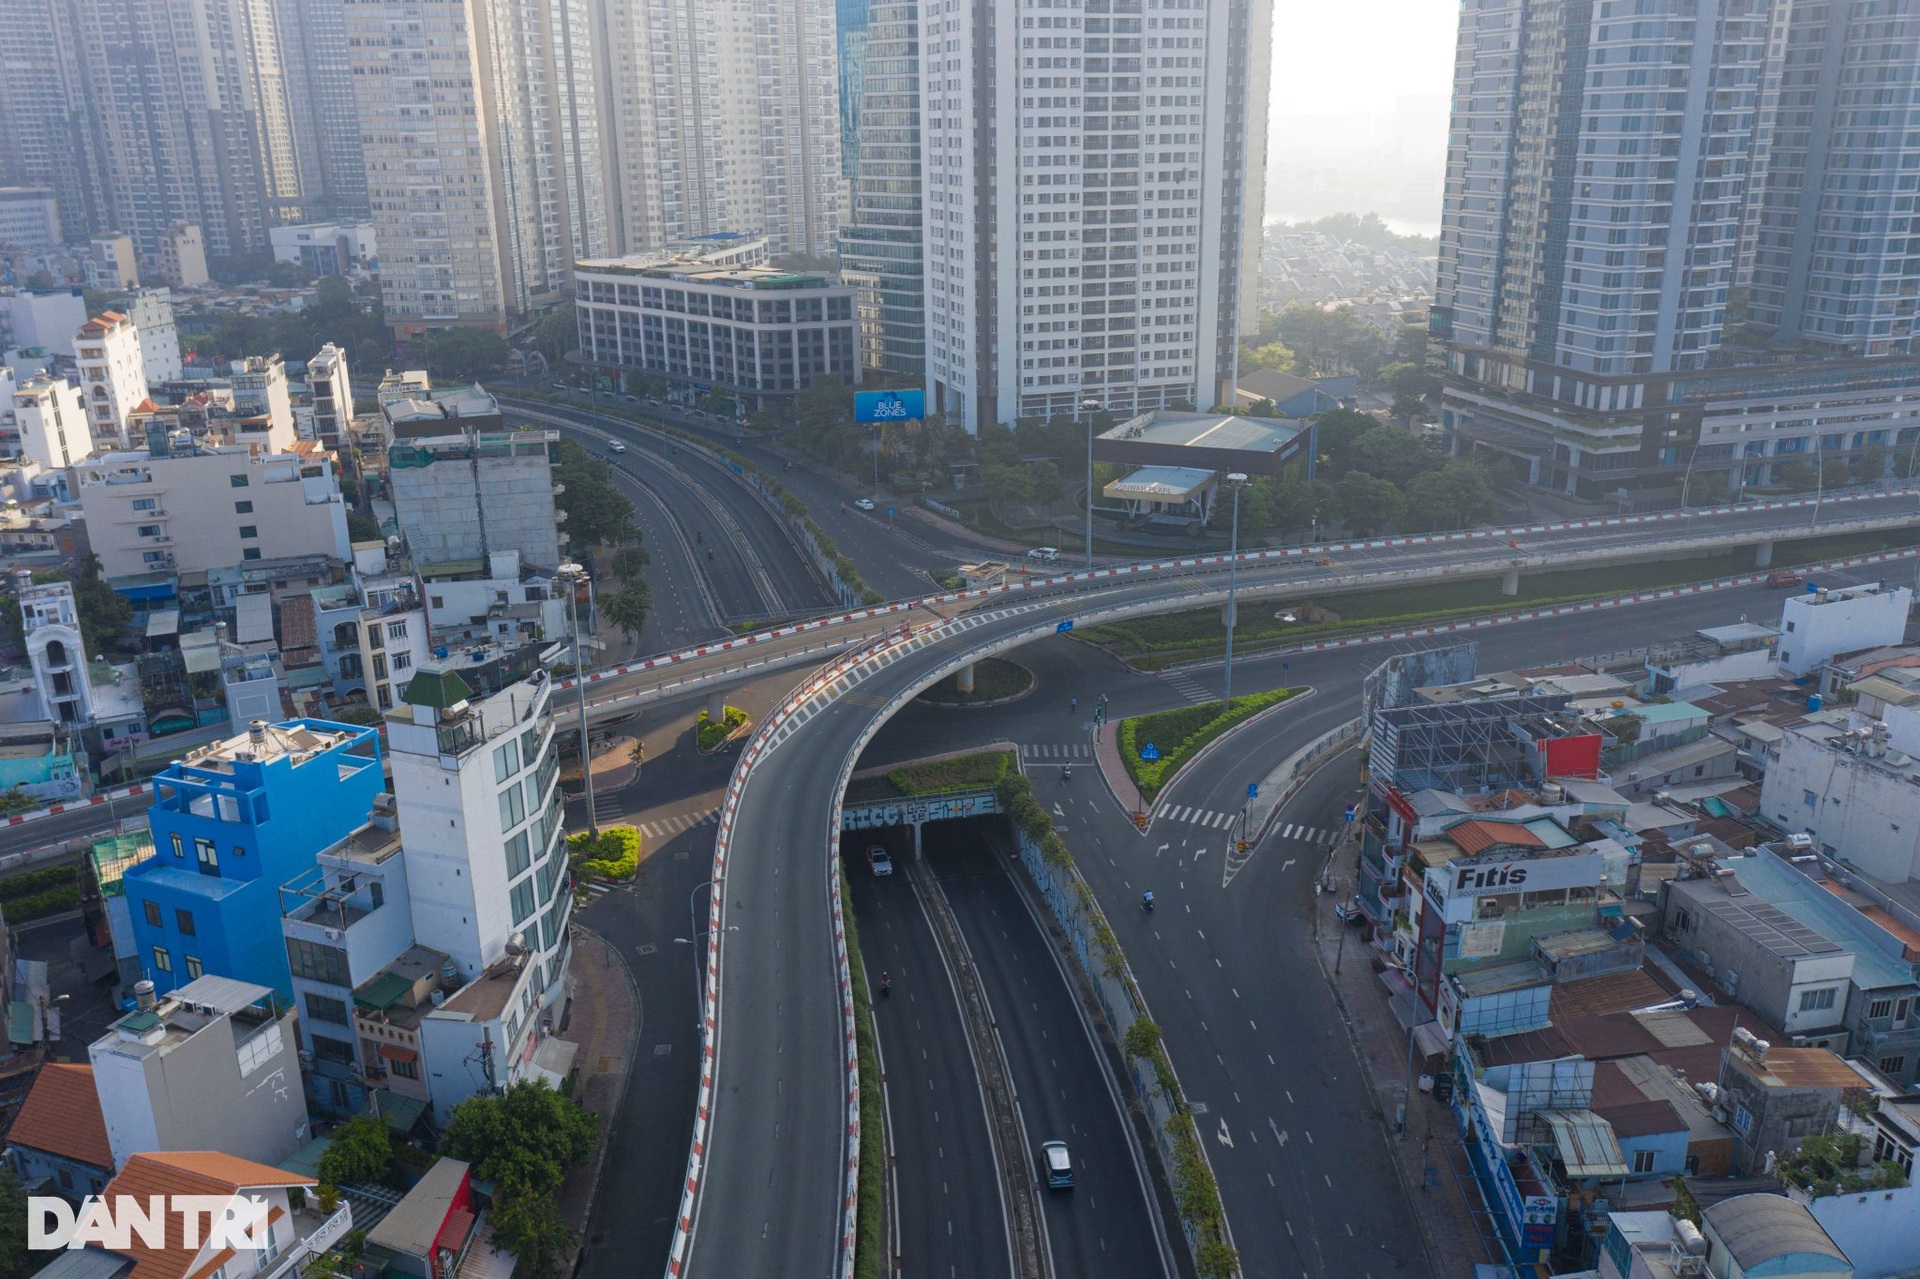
[1806,693,1823,712]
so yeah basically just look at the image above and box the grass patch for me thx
[0,862,78,900]
[843,750,1016,804]
[1080,527,1920,669]
[916,658,1034,705]
[3,885,81,921]
[696,705,748,750]
[841,872,886,1279]
[567,826,640,881]
[1118,688,1297,803]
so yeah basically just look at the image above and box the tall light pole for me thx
[1221,472,1250,704]
[558,562,598,836]
[676,880,734,1043]
[1081,398,1103,569]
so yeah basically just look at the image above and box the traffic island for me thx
[568,825,641,886]
[915,657,1036,707]
[1117,687,1299,806]
[695,705,752,754]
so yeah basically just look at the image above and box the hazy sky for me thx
[1269,0,1459,119]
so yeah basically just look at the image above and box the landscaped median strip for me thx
[996,769,1239,1279]
[1117,687,1299,805]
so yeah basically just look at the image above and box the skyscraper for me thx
[275,0,369,220]
[599,0,842,258]
[345,0,607,335]
[921,0,1272,432]
[67,0,303,280]
[1436,0,1920,499]
[838,0,926,376]
[0,0,108,241]
[838,0,873,195]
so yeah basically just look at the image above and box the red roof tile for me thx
[1447,819,1547,855]
[6,1063,112,1169]
[100,1153,315,1279]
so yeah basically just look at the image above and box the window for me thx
[242,548,261,561]
[388,620,408,641]
[171,833,184,858]
[175,908,195,936]
[152,946,171,973]
[391,1056,419,1080]
[306,994,350,1025]
[144,900,162,927]
[373,653,388,680]
[230,474,249,488]
[285,937,349,985]
[394,651,412,672]
[1869,997,1895,1019]
[1878,1054,1905,1076]
[195,837,218,876]
[312,1034,354,1065]
[238,525,258,539]
[506,829,531,877]
[1632,1149,1656,1174]
[234,501,253,514]
[184,955,202,980]
[1732,1103,1753,1135]
[133,498,158,511]
[499,784,526,829]
[1799,987,1838,1012]
[494,739,521,782]
[511,878,536,925]
[1804,789,1818,811]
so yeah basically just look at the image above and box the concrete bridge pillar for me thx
[1501,567,1521,596]
[707,688,727,723]
[1754,540,1775,568]
[955,662,976,695]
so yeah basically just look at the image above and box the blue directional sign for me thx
[854,389,926,423]
[1139,742,1161,761]
[1247,783,1259,799]
[1056,619,1074,634]
[1344,803,1357,822]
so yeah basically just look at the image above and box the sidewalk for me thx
[1312,834,1497,1276]
[1090,723,1144,817]
[556,926,642,1240]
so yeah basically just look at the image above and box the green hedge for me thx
[1117,687,1296,802]
[841,873,886,1279]
[5,885,82,921]
[567,826,640,881]
[886,750,1012,796]
[696,705,748,750]
[0,862,79,901]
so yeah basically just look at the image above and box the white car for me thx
[853,498,877,512]
[865,845,893,876]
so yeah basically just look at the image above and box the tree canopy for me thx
[317,1115,393,1187]
[413,328,510,383]
[551,439,637,547]
[444,1079,598,1195]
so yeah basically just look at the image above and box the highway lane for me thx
[510,402,837,619]
[845,830,1012,1279]
[502,392,962,600]
[593,441,730,653]
[925,818,1174,1279]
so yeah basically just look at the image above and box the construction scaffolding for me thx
[1370,694,1574,795]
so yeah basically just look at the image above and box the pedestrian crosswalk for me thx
[1153,805,1340,844]
[1159,670,1214,705]
[637,809,719,841]
[1020,743,1094,760]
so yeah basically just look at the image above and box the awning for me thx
[1412,1019,1452,1060]
[1544,1109,1630,1178]
[145,609,181,638]
[377,1043,418,1064]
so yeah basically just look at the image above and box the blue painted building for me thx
[123,719,384,1001]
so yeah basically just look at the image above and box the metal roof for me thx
[1543,1109,1630,1178]
[1702,1193,1849,1271]
[1103,466,1217,499]
[171,973,273,1013]
[367,1156,470,1257]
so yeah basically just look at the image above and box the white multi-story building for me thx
[0,187,61,251]
[387,666,571,1121]
[124,289,183,384]
[1761,719,1920,884]
[921,0,1271,431]
[12,374,91,469]
[599,0,841,258]
[1,288,86,356]
[76,444,351,579]
[88,235,138,290]
[270,221,377,277]
[231,354,295,446]
[15,573,94,726]
[1778,583,1914,679]
[309,343,352,448]
[344,0,604,335]
[74,310,148,447]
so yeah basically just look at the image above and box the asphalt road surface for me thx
[924,817,1174,1279]
[845,830,1012,1279]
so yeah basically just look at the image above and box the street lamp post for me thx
[1081,398,1103,569]
[676,879,731,1041]
[1221,472,1250,704]
[557,562,598,836]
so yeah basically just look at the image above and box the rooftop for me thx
[1103,466,1217,500]
[101,1152,315,1279]
[575,257,837,291]
[1097,409,1307,457]
[1667,872,1849,962]
[380,383,499,423]
[367,1156,470,1258]
[172,719,370,774]
[1723,852,1919,989]
[6,1062,112,1168]
[1701,1193,1849,1272]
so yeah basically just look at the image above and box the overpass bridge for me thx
[663,485,1920,1279]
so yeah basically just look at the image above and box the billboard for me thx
[854,389,925,423]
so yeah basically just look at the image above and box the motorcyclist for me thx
[880,971,891,995]
[1142,890,1155,912]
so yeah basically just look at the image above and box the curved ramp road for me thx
[669,484,1920,1279]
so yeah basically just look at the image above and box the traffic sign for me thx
[1056,619,1075,634]
[1247,783,1259,799]
[1139,742,1160,761]
[1344,803,1357,822]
